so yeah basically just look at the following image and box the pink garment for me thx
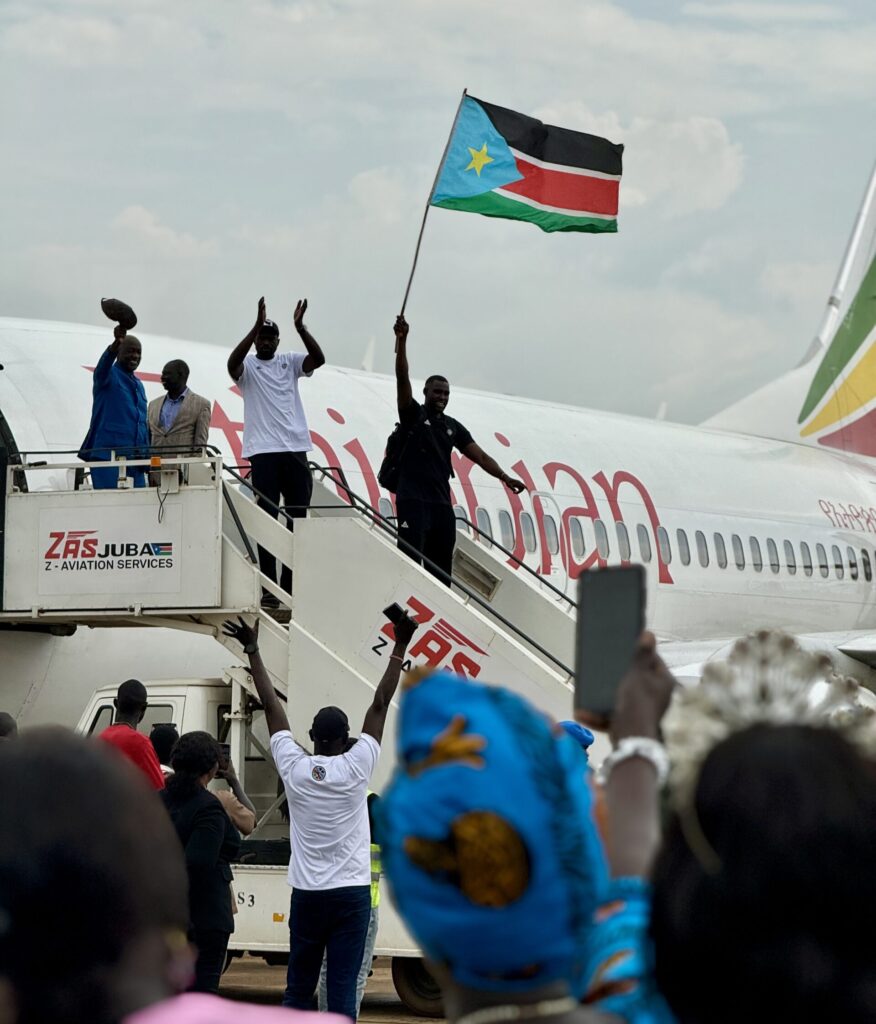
[126,993,343,1024]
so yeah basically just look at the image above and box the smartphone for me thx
[383,602,407,626]
[218,742,231,770]
[574,565,646,718]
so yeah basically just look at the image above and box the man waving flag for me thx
[431,94,623,234]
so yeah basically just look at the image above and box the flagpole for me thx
[399,88,468,320]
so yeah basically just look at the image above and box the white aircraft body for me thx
[3,163,876,725]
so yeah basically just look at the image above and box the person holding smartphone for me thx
[213,747,257,836]
[222,607,418,1021]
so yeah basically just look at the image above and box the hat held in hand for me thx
[101,297,138,331]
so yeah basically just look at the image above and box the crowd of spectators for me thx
[3,625,876,1024]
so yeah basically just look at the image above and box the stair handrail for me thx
[220,461,575,681]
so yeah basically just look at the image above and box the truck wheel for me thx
[391,957,443,1017]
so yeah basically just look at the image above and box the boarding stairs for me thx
[0,451,579,774]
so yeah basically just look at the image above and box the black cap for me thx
[259,318,280,337]
[311,706,349,742]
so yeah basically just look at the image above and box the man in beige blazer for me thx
[148,360,212,472]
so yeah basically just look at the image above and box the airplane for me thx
[1,160,876,727]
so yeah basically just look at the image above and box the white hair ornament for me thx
[663,630,876,810]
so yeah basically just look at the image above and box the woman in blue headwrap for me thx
[378,669,613,1024]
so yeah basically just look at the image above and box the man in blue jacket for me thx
[79,325,149,489]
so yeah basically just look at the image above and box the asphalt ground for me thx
[221,955,431,1023]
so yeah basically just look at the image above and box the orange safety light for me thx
[150,456,162,468]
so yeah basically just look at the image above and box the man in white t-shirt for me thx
[221,611,418,1021]
[228,296,326,609]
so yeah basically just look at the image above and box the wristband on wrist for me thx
[389,653,405,662]
[243,642,259,655]
[599,736,670,787]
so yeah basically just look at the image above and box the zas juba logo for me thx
[44,530,174,572]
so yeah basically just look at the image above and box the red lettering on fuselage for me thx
[593,470,673,584]
[542,462,606,577]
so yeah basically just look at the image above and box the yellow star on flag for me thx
[465,142,494,177]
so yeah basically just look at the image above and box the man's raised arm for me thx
[461,441,527,494]
[222,617,290,736]
[394,315,413,413]
[228,297,266,382]
[361,614,418,745]
[293,299,326,375]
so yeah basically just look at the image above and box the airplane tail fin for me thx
[705,162,876,456]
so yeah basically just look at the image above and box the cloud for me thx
[535,103,744,217]
[760,260,835,316]
[683,3,845,23]
[0,12,121,67]
[111,206,218,262]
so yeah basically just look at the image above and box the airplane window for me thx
[766,539,780,574]
[570,518,585,559]
[784,540,797,576]
[800,541,813,577]
[677,528,690,566]
[732,534,745,570]
[749,537,763,572]
[816,543,829,578]
[695,530,709,568]
[637,524,652,563]
[616,522,631,561]
[832,544,844,579]
[378,497,394,521]
[862,550,872,582]
[520,512,537,553]
[714,533,728,569]
[453,505,469,534]
[594,519,610,560]
[847,546,859,581]
[657,526,672,565]
[475,507,493,548]
[498,510,514,550]
[544,514,560,555]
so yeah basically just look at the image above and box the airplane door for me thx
[531,491,570,599]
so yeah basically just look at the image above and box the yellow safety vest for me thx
[368,789,381,909]
[370,842,382,909]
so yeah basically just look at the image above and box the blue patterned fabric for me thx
[377,671,607,994]
[583,878,676,1024]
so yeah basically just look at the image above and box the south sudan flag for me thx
[431,95,623,234]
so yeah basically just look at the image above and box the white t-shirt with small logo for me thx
[238,351,313,459]
[269,730,379,890]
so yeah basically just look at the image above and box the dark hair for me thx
[150,723,179,766]
[424,374,448,388]
[0,728,187,1024]
[116,679,147,716]
[163,359,189,379]
[165,730,219,802]
[0,711,16,738]
[651,724,876,1023]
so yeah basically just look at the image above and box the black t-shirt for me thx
[396,398,474,503]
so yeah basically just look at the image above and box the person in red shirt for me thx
[100,679,165,789]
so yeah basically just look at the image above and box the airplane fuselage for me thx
[3,316,876,650]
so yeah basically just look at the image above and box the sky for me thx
[2,0,875,424]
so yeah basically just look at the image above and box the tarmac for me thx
[221,955,431,1023]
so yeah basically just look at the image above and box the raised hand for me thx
[256,296,266,329]
[394,315,409,344]
[610,632,677,744]
[293,298,308,332]
[222,616,259,653]
[393,612,419,648]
